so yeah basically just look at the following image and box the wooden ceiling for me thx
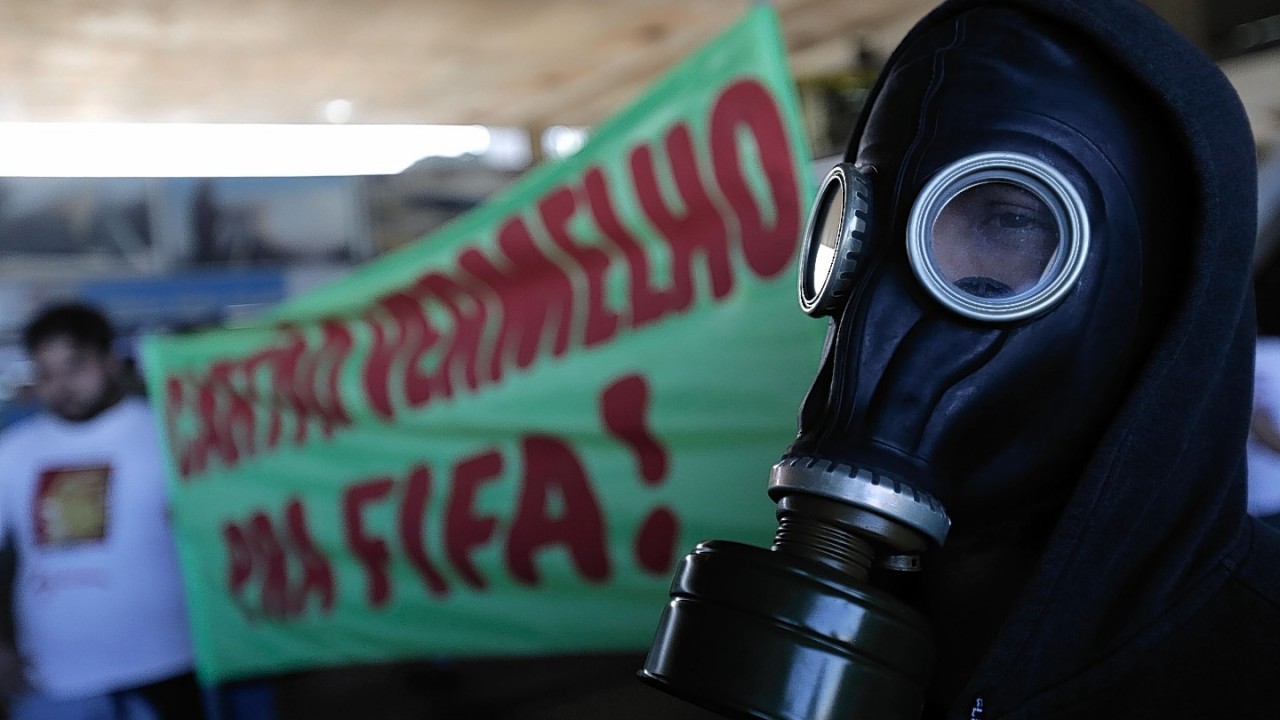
[0,0,1272,142]
[0,0,938,127]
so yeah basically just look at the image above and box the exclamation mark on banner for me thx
[601,374,678,574]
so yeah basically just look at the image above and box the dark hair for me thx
[22,302,116,355]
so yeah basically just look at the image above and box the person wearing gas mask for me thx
[642,0,1280,718]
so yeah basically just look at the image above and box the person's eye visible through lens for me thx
[991,204,1052,232]
[930,182,1062,297]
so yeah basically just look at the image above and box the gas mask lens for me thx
[908,152,1089,321]
[798,163,872,317]
[932,182,1058,297]
[810,182,843,296]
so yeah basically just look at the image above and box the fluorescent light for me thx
[0,123,493,177]
[324,99,355,124]
[542,125,589,159]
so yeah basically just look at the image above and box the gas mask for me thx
[642,6,1180,719]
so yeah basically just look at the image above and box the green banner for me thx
[142,5,821,684]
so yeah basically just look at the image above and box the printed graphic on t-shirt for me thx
[34,464,111,546]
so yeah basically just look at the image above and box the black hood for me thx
[836,0,1257,716]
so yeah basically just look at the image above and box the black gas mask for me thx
[642,6,1179,719]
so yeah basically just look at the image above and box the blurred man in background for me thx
[0,302,203,720]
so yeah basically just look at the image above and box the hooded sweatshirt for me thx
[847,1,1280,718]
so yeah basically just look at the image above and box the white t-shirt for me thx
[1249,336,1280,517]
[0,396,194,699]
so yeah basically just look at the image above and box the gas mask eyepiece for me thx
[798,163,874,318]
[906,152,1090,322]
